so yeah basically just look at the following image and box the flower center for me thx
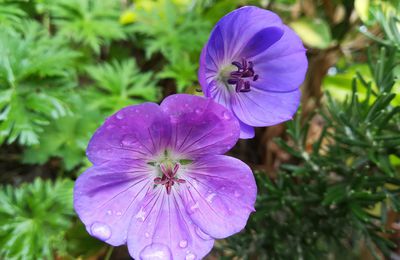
[227,58,259,93]
[154,163,186,194]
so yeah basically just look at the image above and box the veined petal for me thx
[127,189,214,260]
[239,121,255,139]
[86,103,171,164]
[251,25,308,93]
[207,6,282,60]
[232,88,301,127]
[160,94,239,158]
[181,155,256,239]
[74,159,154,246]
[239,26,284,58]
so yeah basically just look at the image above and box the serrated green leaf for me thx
[0,178,74,260]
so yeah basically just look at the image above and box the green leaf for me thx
[290,18,332,49]
[86,59,160,112]
[51,0,126,54]
[0,21,78,146]
[0,178,74,260]
[23,94,103,170]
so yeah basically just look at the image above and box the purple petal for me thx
[239,121,255,139]
[239,26,284,58]
[86,103,171,164]
[198,46,209,96]
[207,6,282,60]
[181,155,256,239]
[251,25,308,93]
[205,26,225,70]
[232,88,301,127]
[160,94,239,158]
[207,80,232,109]
[127,190,214,260]
[74,159,153,246]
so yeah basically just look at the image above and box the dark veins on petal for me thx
[227,58,259,93]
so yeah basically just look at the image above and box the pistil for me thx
[154,163,186,194]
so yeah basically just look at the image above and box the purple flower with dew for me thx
[198,6,308,139]
[74,94,257,260]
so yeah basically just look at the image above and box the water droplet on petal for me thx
[206,193,216,203]
[90,222,111,240]
[145,232,150,238]
[179,239,188,248]
[116,211,122,216]
[222,111,231,120]
[195,226,212,240]
[120,134,137,147]
[106,210,112,215]
[140,243,172,260]
[234,190,241,198]
[195,108,203,115]
[185,252,196,260]
[170,114,179,123]
[186,201,199,215]
[116,111,124,120]
[135,207,146,222]
[106,124,116,130]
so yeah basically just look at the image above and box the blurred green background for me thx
[0,0,399,259]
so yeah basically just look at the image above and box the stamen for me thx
[153,163,186,194]
[227,58,259,93]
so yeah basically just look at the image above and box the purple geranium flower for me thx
[198,6,308,139]
[74,94,256,259]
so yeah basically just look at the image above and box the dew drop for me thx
[234,190,241,198]
[170,114,179,123]
[116,111,124,120]
[195,226,212,240]
[185,252,196,260]
[120,134,137,147]
[90,222,112,240]
[179,239,188,248]
[116,211,122,216]
[140,243,172,260]
[135,207,146,222]
[222,111,231,120]
[106,124,116,130]
[106,210,112,215]
[145,232,150,238]
[206,193,216,203]
[195,108,203,115]
[186,201,199,215]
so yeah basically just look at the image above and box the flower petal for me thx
[251,25,308,93]
[239,121,255,139]
[86,103,171,164]
[74,159,154,246]
[208,6,282,60]
[127,189,214,260]
[160,94,239,158]
[232,88,301,127]
[239,26,284,58]
[181,155,256,239]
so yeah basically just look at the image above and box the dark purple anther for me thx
[154,163,186,194]
[228,58,259,93]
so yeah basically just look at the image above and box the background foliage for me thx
[0,0,398,259]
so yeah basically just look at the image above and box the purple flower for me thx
[198,6,308,139]
[74,94,256,259]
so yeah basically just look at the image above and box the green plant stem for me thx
[104,246,114,260]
